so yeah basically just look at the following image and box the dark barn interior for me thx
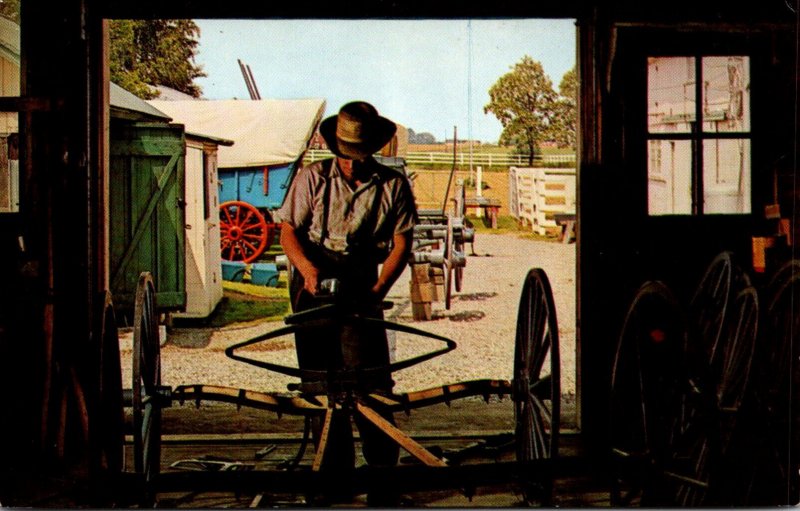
[0,0,798,507]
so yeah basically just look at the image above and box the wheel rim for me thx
[513,268,560,503]
[132,272,162,489]
[716,287,758,414]
[90,291,124,479]
[609,281,689,506]
[219,200,270,263]
[758,263,800,503]
[689,252,736,367]
[443,217,454,309]
[454,240,464,292]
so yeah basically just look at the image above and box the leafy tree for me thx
[552,66,577,150]
[109,19,205,99]
[408,128,437,144]
[0,0,20,23]
[484,55,558,165]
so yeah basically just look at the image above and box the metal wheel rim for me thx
[759,264,800,502]
[716,287,758,413]
[454,240,464,292]
[609,281,691,506]
[689,252,734,367]
[91,290,125,478]
[513,268,560,503]
[132,272,162,486]
[443,216,454,309]
[219,200,269,263]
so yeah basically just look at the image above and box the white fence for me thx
[304,149,576,167]
[509,167,576,236]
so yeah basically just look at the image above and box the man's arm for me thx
[280,222,319,295]
[371,230,413,300]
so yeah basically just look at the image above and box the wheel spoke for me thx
[514,268,560,486]
[221,206,233,225]
[219,201,269,262]
[131,272,162,495]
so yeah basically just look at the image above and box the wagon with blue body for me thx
[150,98,327,262]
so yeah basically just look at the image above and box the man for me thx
[276,101,417,473]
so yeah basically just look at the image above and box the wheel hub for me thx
[228,226,243,241]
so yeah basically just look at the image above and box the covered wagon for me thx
[148,98,326,263]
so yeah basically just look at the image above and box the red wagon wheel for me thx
[219,200,272,263]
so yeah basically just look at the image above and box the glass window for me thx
[0,5,20,214]
[648,57,695,134]
[703,139,750,214]
[648,139,692,215]
[647,56,751,216]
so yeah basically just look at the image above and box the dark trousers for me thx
[289,257,399,470]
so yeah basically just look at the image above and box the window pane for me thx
[648,57,696,134]
[702,56,750,133]
[0,12,20,213]
[703,139,750,214]
[648,139,693,215]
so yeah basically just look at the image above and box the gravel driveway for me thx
[121,233,577,400]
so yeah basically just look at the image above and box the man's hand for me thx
[372,230,413,302]
[301,266,320,295]
[280,222,321,296]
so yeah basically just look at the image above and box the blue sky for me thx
[194,19,576,144]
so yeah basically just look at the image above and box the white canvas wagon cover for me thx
[147,98,326,168]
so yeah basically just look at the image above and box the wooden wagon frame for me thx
[93,267,563,506]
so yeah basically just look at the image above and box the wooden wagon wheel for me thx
[88,291,125,491]
[513,268,560,505]
[219,200,272,263]
[671,283,760,507]
[442,216,454,309]
[688,252,742,370]
[715,286,758,419]
[676,285,760,507]
[609,281,689,506]
[454,225,464,293]
[751,262,800,505]
[132,272,162,495]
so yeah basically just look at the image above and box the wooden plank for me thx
[111,151,180,290]
[312,408,335,472]
[410,263,434,320]
[0,137,8,210]
[355,402,447,467]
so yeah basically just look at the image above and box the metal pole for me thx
[238,59,256,100]
[246,64,261,99]
[441,126,457,214]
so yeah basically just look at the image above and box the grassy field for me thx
[173,273,290,328]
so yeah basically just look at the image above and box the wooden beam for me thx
[355,402,447,467]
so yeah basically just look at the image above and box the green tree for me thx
[553,66,577,150]
[0,0,20,23]
[109,19,205,99]
[484,55,558,165]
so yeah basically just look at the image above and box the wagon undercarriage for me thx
[100,268,562,507]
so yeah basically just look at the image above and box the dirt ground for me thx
[121,232,577,422]
[116,232,596,508]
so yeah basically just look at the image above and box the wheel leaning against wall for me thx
[132,272,163,502]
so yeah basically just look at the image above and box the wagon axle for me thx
[102,268,561,507]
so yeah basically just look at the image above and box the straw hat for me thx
[319,101,397,160]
